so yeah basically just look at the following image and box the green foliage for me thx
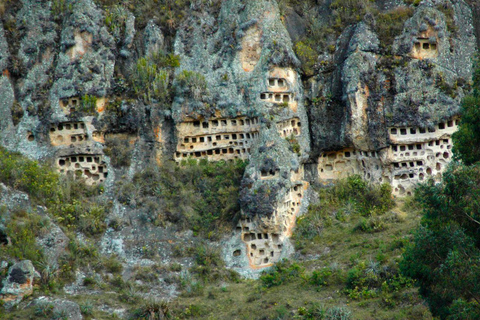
[345,259,413,300]
[79,95,98,115]
[104,5,129,43]
[175,70,208,100]
[401,163,480,318]
[330,0,371,32]
[354,216,387,233]
[286,134,301,155]
[298,303,353,320]
[130,298,170,320]
[51,198,107,236]
[375,7,414,52]
[0,146,108,239]
[260,260,305,288]
[294,41,318,77]
[310,268,333,288]
[130,49,180,104]
[10,101,24,126]
[327,175,394,217]
[0,147,60,203]
[452,62,480,165]
[0,209,46,263]
[51,0,71,20]
[97,0,193,35]
[436,4,458,36]
[117,160,246,237]
[132,57,170,104]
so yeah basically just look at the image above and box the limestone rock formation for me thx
[0,0,478,286]
[0,260,36,309]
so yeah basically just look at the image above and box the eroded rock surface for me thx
[0,260,35,309]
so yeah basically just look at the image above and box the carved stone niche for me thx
[56,154,108,185]
[58,97,107,115]
[174,116,260,162]
[411,37,438,60]
[49,121,88,146]
[260,67,298,112]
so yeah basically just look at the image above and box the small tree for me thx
[452,60,480,165]
[400,164,480,319]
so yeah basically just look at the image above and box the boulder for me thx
[0,260,35,309]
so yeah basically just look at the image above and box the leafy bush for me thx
[0,210,46,263]
[104,5,129,43]
[175,70,208,100]
[260,260,305,288]
[294,41,318,77]
[10,101,23,126]
[310,268,333,288]
[322,175,394,217]
[79,95,97,115]
[117,159,246,236]
[132,57,170,104]
[0,147,60,203]
[375,7,414,52]
[452,61,480,165]
[401,163,480,318]
[330,0,371,32]
[130,298,170,320]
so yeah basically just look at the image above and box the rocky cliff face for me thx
[0,0,478,307]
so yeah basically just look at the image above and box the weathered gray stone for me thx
[0,260,35,309]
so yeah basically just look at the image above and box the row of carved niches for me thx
[277,118,301,138]
[56,154,108,185]
[317,118,458,196]
[59,97,107,115]
[388,118,458,143]
[318,149,379,181]
[237,217,283,268]
[390,137,453,196]
[272,183,305,236]
[260,68,299,112]
[237,181,306,268]
[411,37,438,59]
[175,116,260,162]
[49,121,88,146]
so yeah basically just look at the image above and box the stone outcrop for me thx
[0,0,477,281]
[0,260,35,309]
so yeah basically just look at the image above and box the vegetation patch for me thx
[117,159,246,237]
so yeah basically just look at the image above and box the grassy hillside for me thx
[0,148,431,319]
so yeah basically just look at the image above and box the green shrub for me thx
[260,260,304,288]
[103,255,123,274]
[325,306,353,320]
[175,70,208,100]
[452,60,480,165]
[375,7,414,52]
[330,175,394,216]
[354,216,387,233]
[294,41,318,77]
[104,5,129,43]
[10,101,23,126]
[117,159,246,236]
[132,57,170,104]
[79,95,97,115]
[0,147,60,203]
[330,0,371,32]
[310,268,333,288]
[130,297,170,319]
[0,210,46,263]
